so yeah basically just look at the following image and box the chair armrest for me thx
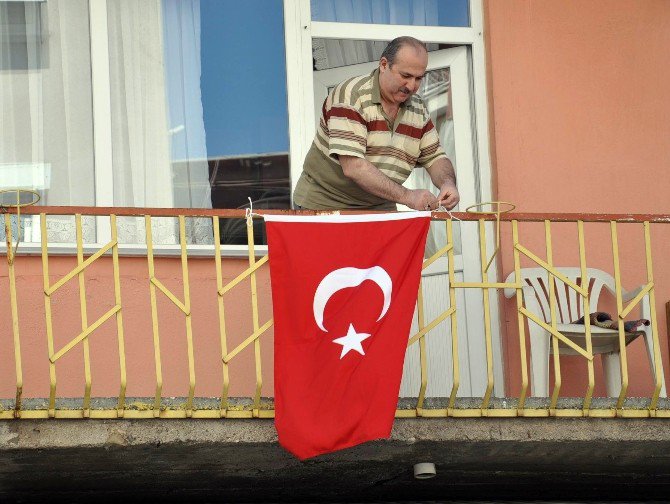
[504,286,516,298]
[600,283,650,319]
[503,271,517,298]
[620,285,651,322]
[622,285,646,303]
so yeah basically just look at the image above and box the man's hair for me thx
[380,37,427,66]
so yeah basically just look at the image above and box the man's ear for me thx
[379,56,389,72]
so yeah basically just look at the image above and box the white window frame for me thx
[89,0,113,243]
[4,0,264,257]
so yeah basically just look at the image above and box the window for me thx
[1,0,291,246]
[107,0,290,245]
[1,0,96,243]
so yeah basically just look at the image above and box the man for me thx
[293,36,459,211]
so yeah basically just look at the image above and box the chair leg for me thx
[530,331,550,397]
[602,352,622,398]
[643,328,668,398]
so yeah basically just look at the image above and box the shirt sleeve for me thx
[416,118,448,168]
[325,100,368,161]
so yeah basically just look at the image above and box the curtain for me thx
[2,0,216,246]
[162,0,209,209]
[108,0,175,244]
[108,0,211,245]
[311,0,441,70]
[0,0,96,243]
[311,0,441,25]
[162,0,213,244]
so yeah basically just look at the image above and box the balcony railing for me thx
[0,204,668,419]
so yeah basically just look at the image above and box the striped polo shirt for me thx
[293,69,447,210]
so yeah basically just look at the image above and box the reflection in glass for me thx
[199,0,291,245]
[405,67,461,257]
[313,38,444,71]
[311,0,470,27]
[209,154,288,245]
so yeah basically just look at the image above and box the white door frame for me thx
[283,0,505,396]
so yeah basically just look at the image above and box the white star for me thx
[332,324,371,359]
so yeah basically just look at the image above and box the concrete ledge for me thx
[4,395,670,411]
[4,416,670,449]
[2,418,670,501]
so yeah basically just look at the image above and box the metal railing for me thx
[0,205,668,419]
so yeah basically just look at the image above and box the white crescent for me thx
[313,266,392,332]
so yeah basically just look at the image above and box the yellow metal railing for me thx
[0,205,668,419]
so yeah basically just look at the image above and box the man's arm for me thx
[340,155,438,210]
[425,157,460,210]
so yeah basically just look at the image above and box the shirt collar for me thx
[371,69,382,104]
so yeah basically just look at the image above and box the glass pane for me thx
[313,37,444,70]
[107,0,290,245]
[404,67,462,257]
[311,0,470,27]
[0,0,96,243]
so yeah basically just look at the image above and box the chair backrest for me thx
[504,267,616,324]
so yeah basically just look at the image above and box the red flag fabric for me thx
[265,212,430,459]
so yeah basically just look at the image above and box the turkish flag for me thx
[265,212,430,459]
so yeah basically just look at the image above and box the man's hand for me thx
[437,181,460,210]
[426,158,459,210]
[404,189,439,211]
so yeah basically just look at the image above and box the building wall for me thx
[0,256,273,400]
[485,0,670,395]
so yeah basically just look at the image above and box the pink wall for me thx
[486,0,670,396]
[0,255,274,401]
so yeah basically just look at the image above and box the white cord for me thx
[436,204,461,221]
[245,197,262,227]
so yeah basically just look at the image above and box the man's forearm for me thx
[339,155,440,210]
[340,156,409,205]
[425,157,456,188]
[426,157,460,210]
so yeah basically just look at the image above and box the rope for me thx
[436,204,461,221]
[245,197,263,227]
[0,189,41,265]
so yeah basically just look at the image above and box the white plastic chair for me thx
[504,267,667,397]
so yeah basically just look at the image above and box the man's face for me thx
[378,45,428,105]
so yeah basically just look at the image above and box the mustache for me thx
[400,87,411,94]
